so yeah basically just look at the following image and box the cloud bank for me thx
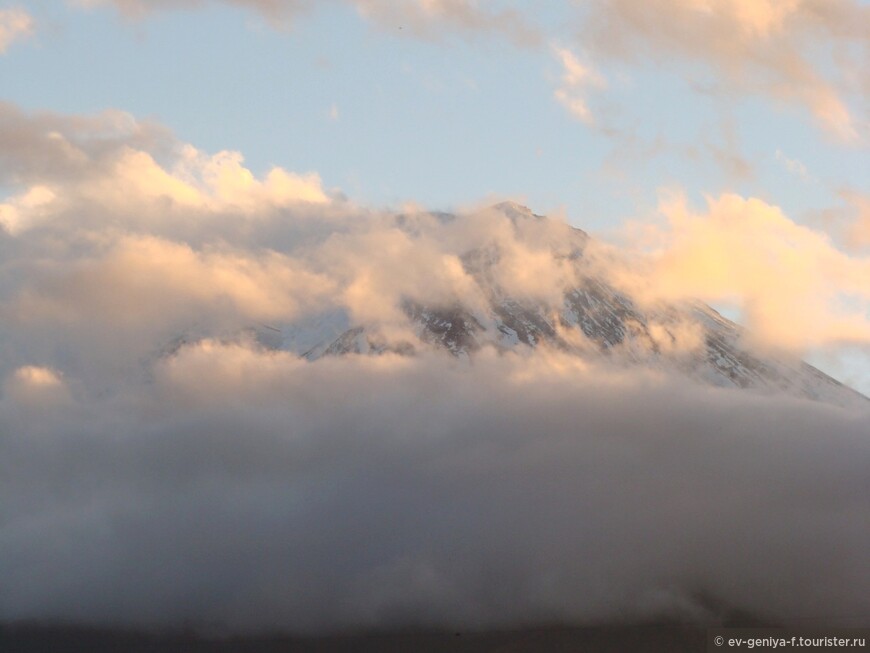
[2,103,869,376]
[2,346,868,633]
[0,103,868,634]
[605,192,870,352]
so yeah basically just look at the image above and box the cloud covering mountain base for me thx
[2,344,868,633]
[1,102,869,635]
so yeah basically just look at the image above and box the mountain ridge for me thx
[222,202,864,408]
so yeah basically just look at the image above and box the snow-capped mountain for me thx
[248,202,865,407]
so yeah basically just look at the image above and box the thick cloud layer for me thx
[5,102,868,364]
[2,345,869,633]
[600,192,870,352]
[1,103,869,634]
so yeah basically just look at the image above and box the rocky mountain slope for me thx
[251,202,865,407]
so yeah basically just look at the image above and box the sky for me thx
[0,0,869,636]
[3,0,866,223]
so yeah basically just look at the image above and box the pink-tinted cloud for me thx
[72,0,306,24]
[354,0,539,45]
[607,191,870,351]
[581,0,869,140]
[74,0,540,43]
[551,45,607,125]
[0,7,33,54]
[843,189,870,249]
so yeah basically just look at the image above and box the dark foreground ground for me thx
[0,621,714,653]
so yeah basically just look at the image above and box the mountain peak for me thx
[492,201,543,222]
[267,207,866,408]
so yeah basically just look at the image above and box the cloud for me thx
[0,185,56,234]
[2,365,70,407]
[3,103,869,366]
[842,189,870,250]
[2,103,869,377]
[0,104,329,235]
[353,0,539,45]
[580,0,869,140]
[71,0,310,25]
[166,146,330,209]
[775,148,813,182]
[11,234,336,328]
[605,191,870,352]
[73,0,540,43]
[0,101,174,186]
[551,45,607,125]
[0,343,868,633]
[806,189,870,255]
[0,102,868,634]
[0,103,341,389]
[0,7,33,54]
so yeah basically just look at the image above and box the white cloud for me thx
[0,185,56,234]
[3,103,870,368]
[0,104,329,235]
[12,234,336,328]
[3,365,71,406]
[2,104,869,375]
[0,145,329,234]
[551,45,606,125]
[0,102,173,186]
[605,191,870,352]
[0,7,34,54]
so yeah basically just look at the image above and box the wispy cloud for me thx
[842,189,870,250]
[775,148,813,182]
[580,0,868,141]
[73,0,540,44]
[0,7,34,54]
[3,102,870,366]
[71,0,314,26]
[551,45,606,125]
[353,0,540,45]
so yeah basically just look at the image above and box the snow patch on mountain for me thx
[243,203,865,408]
